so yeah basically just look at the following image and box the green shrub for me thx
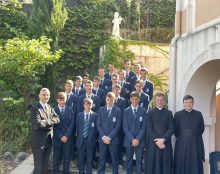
[0,97,30,155]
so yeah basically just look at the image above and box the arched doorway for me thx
[184,60,220,173]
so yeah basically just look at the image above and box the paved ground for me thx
[10,155,126,174]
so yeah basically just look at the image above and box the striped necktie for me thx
[83,114,89,138]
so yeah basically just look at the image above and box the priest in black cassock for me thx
[145,92,174,174]
[173,95,205,174]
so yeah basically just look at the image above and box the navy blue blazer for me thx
[114,97,127,111]
[142,80,154,101]
[66,93,78,116]
[97,106,121,144]
[92,88,106,107]
[123,106,147,147]
[72,88,85,96]
[130,75,141,91]
[105,86,113,95]
[77,93,100,113]
[99,78,111,90]
[119,81,132,100]
[125,71,136,84]
[139,92,150,110]
[104,72,112,80]
[75,111,97,148]
[53,106,74,146]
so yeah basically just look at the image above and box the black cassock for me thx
[145,108,174,174]
[174,109,205,174]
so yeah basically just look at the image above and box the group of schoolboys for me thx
[53,60,154,174]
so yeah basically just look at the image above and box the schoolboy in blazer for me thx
[123,91,147,174]
[76,98,97,174]
[53,92,74,174]
[97,92,121,174]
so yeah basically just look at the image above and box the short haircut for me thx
[83,73,89,77]
[140,67,148,73]
[111,73,119,79]
[155,92,165,99]
[183,95,194,102]
[135,79,143,86]
[108,63,114,67]
[39,88,50,94]
[74,76,82,81]
[56,92,66,100]
[106,92,115,100]
[84,97,93,105]
[113,84,121,90]
[93,76,100,82]
[134,64,141,68]
[98,67,104,71]
[85,80,93,85]
[118,70,126,75]
[130,91,140,99]
[65,80,74,86]
[124,59,131,64]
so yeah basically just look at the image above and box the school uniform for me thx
[104,72,112,80]
[97,106,121,174]
[125,71,136,84]
[77,93,100,114]
[99,78,111,91]
[65,92,78,116]
[139,92,150,110]
[142,80,154,101]
[92,87,106,107]
[130,75,141,91]
[72,87,85,96]
[53,106,74,174]
[123,106,147,174]
[114,96,127,165]
[65,92,78,160]
[76,111,97,174]
[118,80,132,101]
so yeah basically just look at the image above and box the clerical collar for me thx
[156,107,164,110]
[185,109,193,113]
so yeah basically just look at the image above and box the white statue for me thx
[112,12,123,38]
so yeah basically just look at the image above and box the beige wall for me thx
[175,10,187,35]
[215,94,220,151]
[195,0,220,27]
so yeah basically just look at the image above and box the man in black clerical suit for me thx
[30,88,60,174]
[174,95,205,174]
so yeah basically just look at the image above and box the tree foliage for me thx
[57,0,117,80]
[0,36,61,109]
[0,0,29,40]
[102,37,135,69]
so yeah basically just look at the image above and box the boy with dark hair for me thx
[53,92,74,174]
